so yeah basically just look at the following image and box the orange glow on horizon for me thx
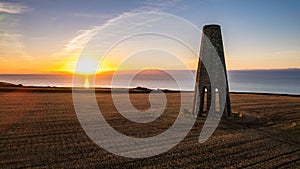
[57,57,116,75]
[1,51,299,74]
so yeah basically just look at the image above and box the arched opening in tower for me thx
[215,88,220,112]
[203,87,208,113]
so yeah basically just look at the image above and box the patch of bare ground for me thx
[0,90,299,168]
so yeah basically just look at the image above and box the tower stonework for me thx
[193,24,231,117]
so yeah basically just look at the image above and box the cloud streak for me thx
[0,32,24,48]
[62,12,140,55]
[62,0,183,56]
[0,32,27,58]
[63,27,101,53]
[0,2,31,14]
[140,0,184,11]
[0,9,28,59]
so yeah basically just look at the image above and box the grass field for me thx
[0,88,299,168]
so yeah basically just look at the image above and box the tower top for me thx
[203,24,221,29]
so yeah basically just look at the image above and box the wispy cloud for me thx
[63,26,101,53]
[71,12,114,20]
[139,0,184,11]
[62,12,140,55]
[0,31,27,57]
[0,32,29,61]
[0,2,31,14]
[274,51,300,55]
[0,32,24,48]
[0,9,28,60]
[61,0,184,56]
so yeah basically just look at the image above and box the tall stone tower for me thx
[193,24,231,117]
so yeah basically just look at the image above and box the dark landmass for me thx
[0,82,181,94]
[0,82,23,87]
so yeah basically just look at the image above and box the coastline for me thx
[0,84,299,97]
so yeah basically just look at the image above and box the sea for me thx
[0,69,300,95]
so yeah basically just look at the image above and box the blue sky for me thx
[0,0,299,73]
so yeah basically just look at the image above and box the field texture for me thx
[0,89,299,168]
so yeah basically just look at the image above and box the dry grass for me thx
[0,89,299,168]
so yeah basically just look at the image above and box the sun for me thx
[59,56,116,76]
[75,57,99,75]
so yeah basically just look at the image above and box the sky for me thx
[0,0,299,74]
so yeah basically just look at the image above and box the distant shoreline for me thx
[0,83,299,97]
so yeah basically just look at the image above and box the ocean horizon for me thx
[1,69,300,95]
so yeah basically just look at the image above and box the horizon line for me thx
[1,68,300,75]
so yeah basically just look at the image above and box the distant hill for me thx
[0,82,23,87]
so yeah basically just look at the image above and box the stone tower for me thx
[192,24,231,117]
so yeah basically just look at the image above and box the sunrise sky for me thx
[0,0,299,74]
